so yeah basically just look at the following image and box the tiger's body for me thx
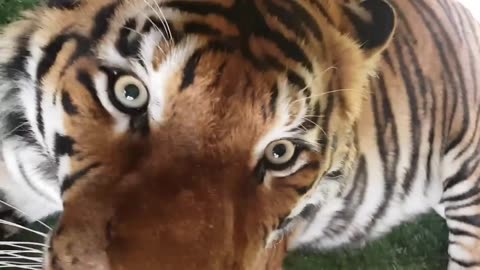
[294,1,480,255]
[0,0,479,269]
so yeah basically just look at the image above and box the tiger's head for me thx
[10,0,395,269]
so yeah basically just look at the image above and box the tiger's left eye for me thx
[264,140,297,166]
[114,76,149,109]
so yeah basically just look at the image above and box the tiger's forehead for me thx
[65,0,329,86]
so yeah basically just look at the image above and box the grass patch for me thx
[284,214,448,270]
[1,1,449,269]
[0,0,38,25]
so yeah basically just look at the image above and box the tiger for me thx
[0,0,479,269]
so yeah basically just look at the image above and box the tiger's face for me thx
[39,0,395,269]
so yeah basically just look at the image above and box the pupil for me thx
[272,144,287,159]
[124,84,140,101]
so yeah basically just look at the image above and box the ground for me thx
[0,0,449,269]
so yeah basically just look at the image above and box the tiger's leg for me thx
[442,176,480,270]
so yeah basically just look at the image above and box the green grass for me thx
[1,1,449,269]
[0,0,38,24]
[284,214,448,270]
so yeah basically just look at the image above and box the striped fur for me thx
[0,0,478,269]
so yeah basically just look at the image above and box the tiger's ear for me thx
[342,0,397,57]
[47,0,81,9]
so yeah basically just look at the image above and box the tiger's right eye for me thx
[113,76,149,110]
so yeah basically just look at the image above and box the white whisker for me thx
[0,252,43,263]
[144,0,173,46]
[139,14,168,55]
[0,200,52,231]
[0,242,49,248]
[124,25,166,58]
[152,0,174,45]
[0,264,42,270]
[0,220,47,238]
[288,88,360,109]
[301,117,328,138]
[0,122,30,141]
[0,249,43,254]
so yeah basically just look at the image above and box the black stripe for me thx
[446,196,480,212]
[183,22,221,36]
[163,1,225,17]
[269,84,279,118]
[296,101,321,132]
[392,37,421,195]
[5,32,32,79]
[142,17,180,42]
[37,35,71,81]
[61,163,101,193]
[116,18,141,57]
[91,3,120,41]
[412,0,470,154]
[382,50,395,73]
[3,111,33,140]
[47,0,81,9]
[307,0,334,25]
[449,256,480,268]
[443,182,480,203]
[425,80,437,191]
[61,90,79,115]
[179,49,204,91]
[164,0,313,71]
[37,34,92,82]
[448,214,480,227]
[265,1,308,40]
[35,86,45,139]
[265,0,323,41]
[76,70,103,106]
[54,133,75,157]
[437,0,465,43]
[298,204,318,221]
[287,71,307,91]
[323,155,367,237]
[443,158,480,192]
[452,3,480,159]
[319,93,335,155]
[180,42,234,91]
[364,75,400,232]
[449,228,480,240]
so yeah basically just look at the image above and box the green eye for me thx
[114,76,149,109]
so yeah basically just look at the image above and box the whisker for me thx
[0,252,43,263]
[302,114,326,118]
[140,14,168,55]
[0,220,47,238]
[0,250,43,256]
[152,0,175,45]
[124,26,166,60]
[144,0,173,45]
[288,88,361,108]
[0,264,42,270]
[0,200,52,231]
[301,117,328,138]
[0,121,30,141]
[0,242,49,248]
[0,244,46,256]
